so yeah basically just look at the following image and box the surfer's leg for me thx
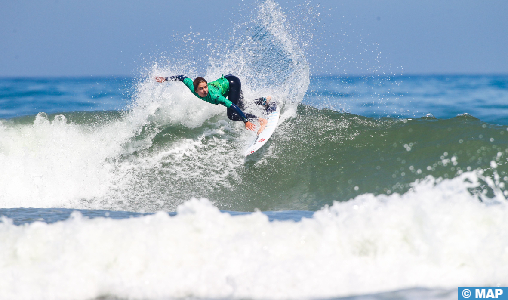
[224,74,242,106]
[225,74,259,121]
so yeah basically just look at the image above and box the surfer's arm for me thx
[229,103,256,131]
[229,103,249,123]
[155,75,187,83]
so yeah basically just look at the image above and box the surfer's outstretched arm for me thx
[156,75,187,83]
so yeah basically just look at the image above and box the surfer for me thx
[155,74,271,134]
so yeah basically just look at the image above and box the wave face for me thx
[2,106,508,212]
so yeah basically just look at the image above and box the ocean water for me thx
[2,1,508,300]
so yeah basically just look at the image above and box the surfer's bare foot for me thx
[257,118,268,134]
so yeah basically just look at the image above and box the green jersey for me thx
[182,75,233,108]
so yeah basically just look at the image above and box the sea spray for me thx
[0,1,313,210]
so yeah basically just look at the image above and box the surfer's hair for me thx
[193,77,207,92]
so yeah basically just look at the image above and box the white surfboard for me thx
[245,104,280,156]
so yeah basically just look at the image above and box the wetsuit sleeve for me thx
[214,95,233,108]
[165,75,187,82]
[182,77,195,92]
[229,103,249,123]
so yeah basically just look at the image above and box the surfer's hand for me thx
[155,77,166,83]
[245,121,256,131]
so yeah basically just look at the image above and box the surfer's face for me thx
[196,82,208,97]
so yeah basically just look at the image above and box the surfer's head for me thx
[193,77,208,97]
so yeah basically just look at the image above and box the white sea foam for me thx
[0,108,243,210]
[0,113,121,207]
[1,172,507,300]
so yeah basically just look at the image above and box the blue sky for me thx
[1,0,507,77]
